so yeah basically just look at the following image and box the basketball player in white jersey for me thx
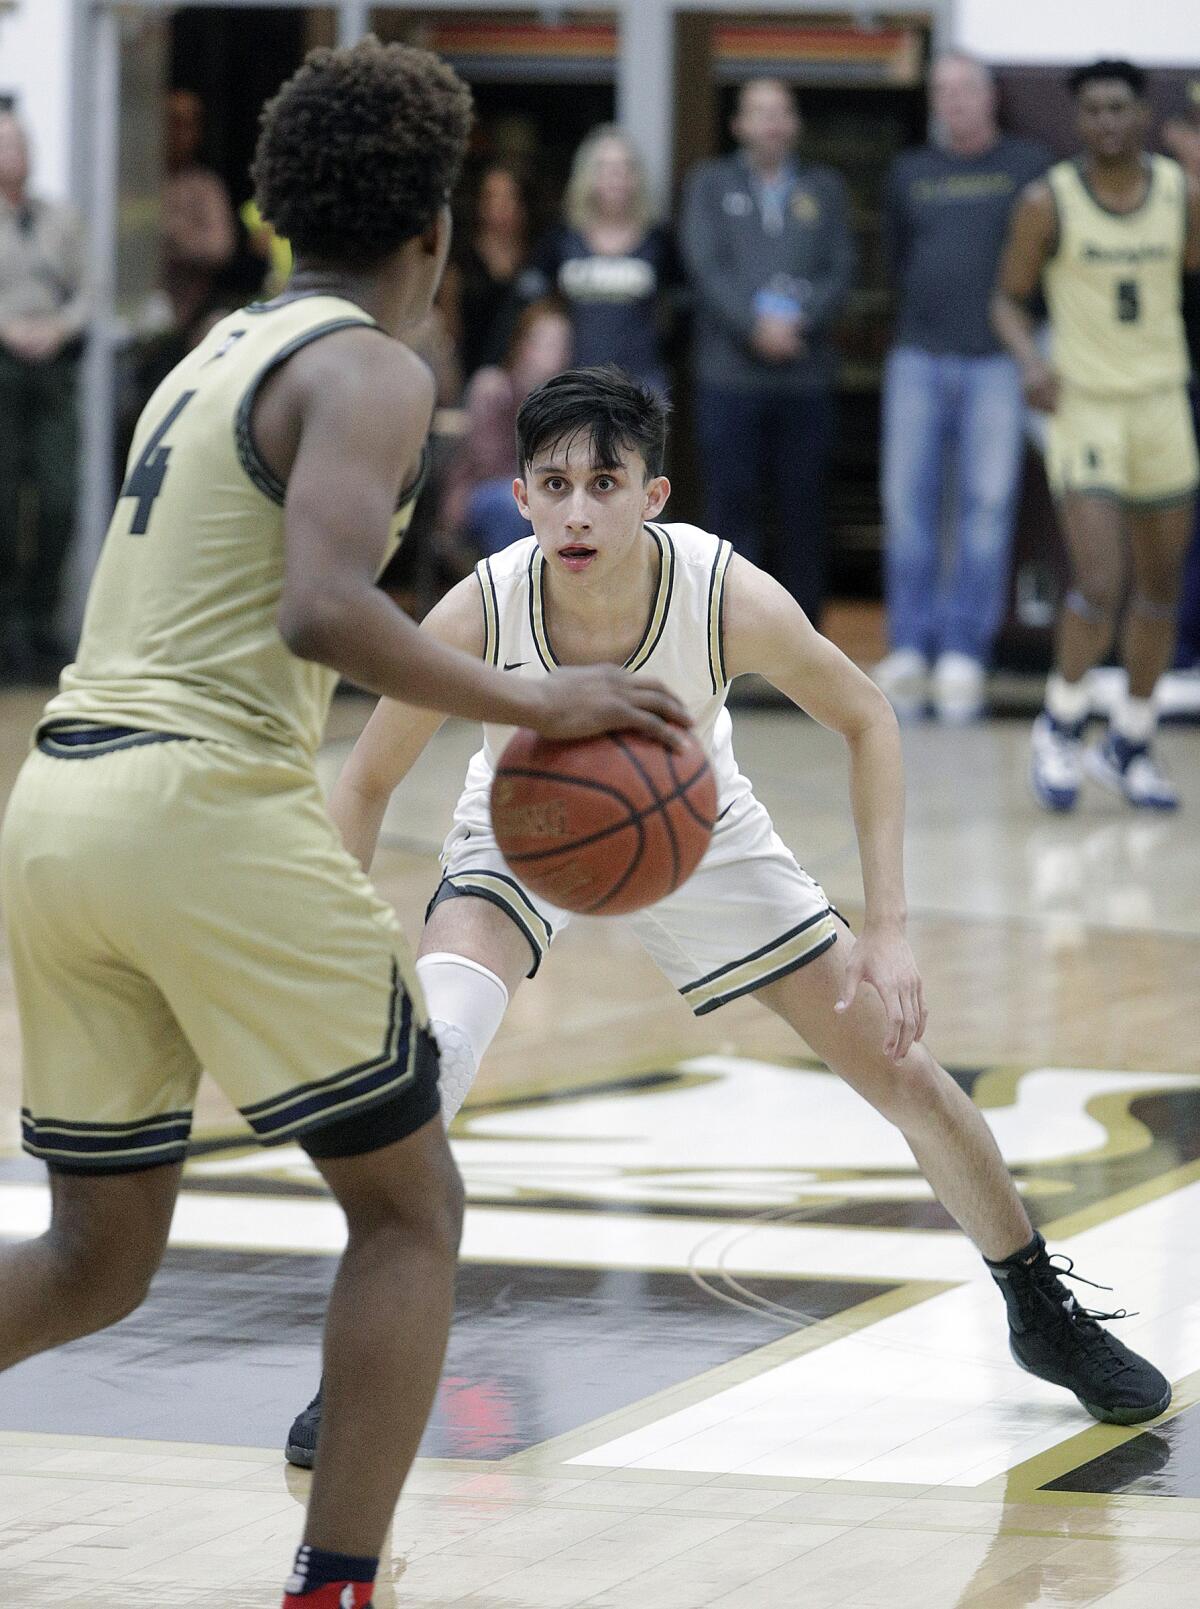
[286,366,1170,1464]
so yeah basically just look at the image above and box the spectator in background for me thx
[0,110,89,679]
[681,79,856,625]
[161,89,236,339]
[439,300,573,560]
[523,126,682,398]
[875,55,1049,722]
[440,164,532,381]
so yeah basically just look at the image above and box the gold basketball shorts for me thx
[0,726,439,1172]
[1045,385,1199,507]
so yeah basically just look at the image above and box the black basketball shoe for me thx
[988,1232,1171,1425]
[285,1380,323,1469]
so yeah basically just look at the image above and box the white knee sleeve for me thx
[415,952,510,1126]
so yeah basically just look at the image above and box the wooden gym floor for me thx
[1,683,1199,1607]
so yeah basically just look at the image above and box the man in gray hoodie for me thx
[681,78,856,624]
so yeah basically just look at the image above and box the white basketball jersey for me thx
[456,522,753,823]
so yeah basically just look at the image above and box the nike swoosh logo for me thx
[503,660,528,671]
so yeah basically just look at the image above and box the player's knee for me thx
[430,1019,479,1128]
[341,1132,465,1263]
[47,1219,158,1328]
[872,1047,946,1128]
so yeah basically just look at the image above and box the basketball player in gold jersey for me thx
[0,42,685,1609]
[993,59,1200,811]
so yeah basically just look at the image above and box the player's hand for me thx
[1021,357,1060,413]
[530,666,691,751]
[834,923,928,1062]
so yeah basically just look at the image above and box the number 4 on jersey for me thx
[119,389,197,534]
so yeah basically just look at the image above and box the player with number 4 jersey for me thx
[0,41,688,1609]
[993,58,1200,812]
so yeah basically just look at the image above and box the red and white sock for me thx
[282,1543,376,1607]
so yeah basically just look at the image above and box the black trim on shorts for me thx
[301,1025,441,1158]
[426,873,547,979]
[239,962,427,1142]
[36,722,197,758]
[680,908,834,999]
[23,1106,194,1173]
[691,929,837,1015]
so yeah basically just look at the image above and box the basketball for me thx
[491,728,717,915]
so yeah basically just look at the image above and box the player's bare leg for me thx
[301,1119,463,1558]
[0,1163,181,1368]
[1123,499,1192,695]
[754,921,1030,1261]
[1083,496,1194,807]
[754,918,1170,1423]
[417,892,536,989]
[1031,493,1124,809]
[1054,493,1125,683]
[285,896,525,1475]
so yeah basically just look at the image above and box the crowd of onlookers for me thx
[1,56,1199,700]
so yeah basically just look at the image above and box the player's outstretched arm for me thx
[991,180,1059,411]
[264,330,689,748]
[329,576,482,870]
[722,555,926,1060]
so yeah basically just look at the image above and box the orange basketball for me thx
[491,728,717,915]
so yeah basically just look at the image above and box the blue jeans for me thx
[694,384,836,624]
[881,346,1026,664]
[466,478,532,557]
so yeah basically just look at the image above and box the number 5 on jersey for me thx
[119,390,197,534]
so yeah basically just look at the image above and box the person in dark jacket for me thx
[681,78,856,624]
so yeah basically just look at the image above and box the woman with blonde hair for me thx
[524,125,683,396]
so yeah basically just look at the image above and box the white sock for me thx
[1044,672,1091,729]
[1112,694,1156,747]
[415,953,510,1125]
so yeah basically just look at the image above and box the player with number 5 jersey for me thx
[993,58,1200,813]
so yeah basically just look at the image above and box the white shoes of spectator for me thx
[873,649,986,723]
[931,652,986,725]
[872,648,929,720]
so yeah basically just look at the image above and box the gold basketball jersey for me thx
[1044,155,1190,396]
[44,294,422,760]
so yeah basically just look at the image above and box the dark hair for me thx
[251,37,473,268]
[1068,60,1148,100]
[516,365,670,479]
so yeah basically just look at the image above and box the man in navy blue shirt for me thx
[681,79,856,626]
[875,54,1048,721]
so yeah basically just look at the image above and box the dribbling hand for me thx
[531,666,691,751]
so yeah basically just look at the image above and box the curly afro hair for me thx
[252,36,473,269]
